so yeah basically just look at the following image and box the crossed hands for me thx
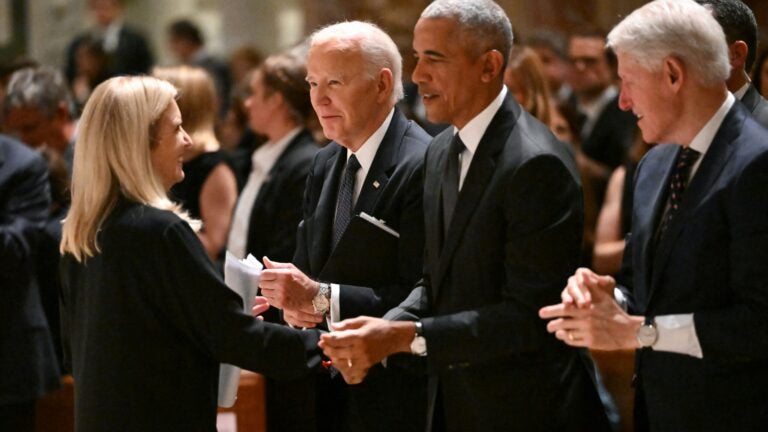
[319,317,415,385]
[257,257,325,328]
[538,267,642,351]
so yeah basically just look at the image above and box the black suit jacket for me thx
[293,108,431,432]
[65,25,153,83]
[741,83,768,127]
[0,135,60,405]
[387,96,610,432]
[59,198,322,431]
[243,129,317,323]
[620,101,768,431]
[245,129,318,264]
[582,94,637,170]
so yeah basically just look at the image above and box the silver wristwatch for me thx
[312,282,331,315]
[410,321,427,356]
[636,318,658,348]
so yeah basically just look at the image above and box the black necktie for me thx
[442,134,465,236]
[333,154,361,248]
[658,147,701,237]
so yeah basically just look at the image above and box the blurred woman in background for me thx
[153,65,237,261]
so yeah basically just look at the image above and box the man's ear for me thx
[377,68,394,103]
[729,40,748,71]
[480,49,505,83]
[663,56,685,92]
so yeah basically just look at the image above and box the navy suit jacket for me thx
[0,135,60,404]
[621,101,768,431]
[293,108,430,432]
[741,83,768,127]
[387,95,610,432]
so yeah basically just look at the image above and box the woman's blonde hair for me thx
[152,65,219,154]
[61,76,199,262]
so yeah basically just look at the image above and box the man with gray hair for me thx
[3,66,77,173]
[257,21,431,432]
[696,0,768,126]
[540,0,768,430]
[319,1,611,430]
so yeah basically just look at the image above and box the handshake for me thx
[253,293,414,385]
[252,257,419,384]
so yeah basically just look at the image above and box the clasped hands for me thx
[538,267,642,350]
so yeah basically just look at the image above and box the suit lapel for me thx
[354,109,408,215]
[649,104,743,299]
[630,145,676,307]
[432,96,517,294]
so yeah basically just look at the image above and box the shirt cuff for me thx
[653,314,703,359]
[614,287,629,312]
[328,283,341,325]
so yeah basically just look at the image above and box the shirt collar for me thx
[734,82,750,100]
[688,92,735,156]
[454,86,508,156]
[346,108,395,173]
[251,127,301,171]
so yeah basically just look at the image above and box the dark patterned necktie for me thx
[332,154,361,248]
[658,146,701,237]
[442,134,466,236]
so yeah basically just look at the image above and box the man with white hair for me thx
[319,1,611,430]
[257,21,431,432]
[540,0,768,430]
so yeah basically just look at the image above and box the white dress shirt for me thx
[454,86,508,190]
[227,128,301,259]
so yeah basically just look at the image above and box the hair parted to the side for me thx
[61,76,199,262]
[309,21,404,104]
[152,66,219,154]
[607,0,730,86]
[421,0,513,69]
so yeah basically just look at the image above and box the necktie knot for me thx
[346,154,361,174]
[450,134,465,157]
[677,147,701,169]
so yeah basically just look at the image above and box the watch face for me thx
[637,324,658,347]
[410,336,427,356]
[312,296,330,314]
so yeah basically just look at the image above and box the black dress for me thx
[171,150,231,219]
[59,198,321,432]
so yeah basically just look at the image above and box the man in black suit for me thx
[257,22,430,432]
[540,1,768,430]
[696,0,768,126]
[65,0,153,84]
[319,2,610,431]
[0,135,60,431]
[568,28,637,204]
